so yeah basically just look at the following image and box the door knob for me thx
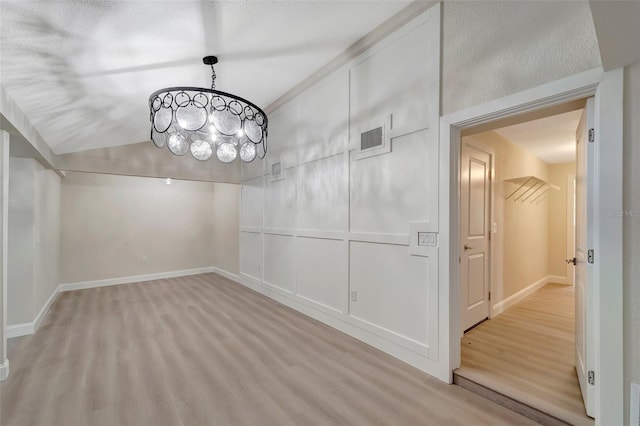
[566,257,577,265]
[464,245,474,251]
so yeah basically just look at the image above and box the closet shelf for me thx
[504,176,559,204]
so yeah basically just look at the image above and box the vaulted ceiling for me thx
[0,1,409,155]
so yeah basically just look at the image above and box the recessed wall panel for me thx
[268,103,298,168]
[350,130,437,234]
[264,169,296,229]
[296,74,349,164]
[264,234,296,293]
[297,154,347,232]
[297,237,346,312]
[240,232,262,281]
[349,241,430,344]
[241,177,263,228]
[468,159,486,237]
[467,253,485,306]
[350,19,435,145]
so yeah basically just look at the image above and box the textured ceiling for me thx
[495,109,583,165]
[0,1,409,154]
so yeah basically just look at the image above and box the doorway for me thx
[440,69,624,425]
[456,103,590,424]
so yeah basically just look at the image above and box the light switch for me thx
[418,232,437,246]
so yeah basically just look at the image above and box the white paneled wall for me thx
[239,6,442,376]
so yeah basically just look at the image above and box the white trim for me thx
[7,322,34,339]
[548,274,571,286]
[7,267,234,340]
[212,267,240,282]
[1,132,8,370]
[236,272,441,374]
[491,275,554,317]
[58,266,215,292]
[0,358,8,381]
[34,283,60,331]
[6,283,62,338]
[593,68,624,425]
[440,67,624,425]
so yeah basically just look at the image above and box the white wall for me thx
[60,172,221,284]
[7,157,60,326]
[442,1,601,115]
[239,1,604,381]
[8,158,35,324]
[623,61,640,426]
[240,7,441,373]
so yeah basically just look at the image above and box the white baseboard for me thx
[548,274,572,285]
[8,267,219,339]
[7,322,34,339]
[231,272,446,382]
[212,267,240,282]
[34,284,61,331]
[492,275,554,317]
[0,359,9,381]
[58,266,216,292]
[8,282,61,338]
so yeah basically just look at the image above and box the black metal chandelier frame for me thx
[149,56,268,163]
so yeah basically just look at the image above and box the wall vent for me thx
[361,127,383,151]
[632,383,640,426]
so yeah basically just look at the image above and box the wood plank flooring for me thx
[1,273,536,426]
[457,283,593,426]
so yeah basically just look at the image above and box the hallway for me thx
[455,284,593,425]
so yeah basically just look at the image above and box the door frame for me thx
[439,67,623,425]
[458,140,496,335]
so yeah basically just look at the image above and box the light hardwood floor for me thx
[1,273,536,426]
[457,283,593,426]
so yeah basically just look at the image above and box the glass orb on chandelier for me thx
[149,56,268,163]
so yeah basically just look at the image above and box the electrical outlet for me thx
[141,256,147,263]
[350,290,357,302]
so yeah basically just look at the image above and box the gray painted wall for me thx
[442,1,601,115]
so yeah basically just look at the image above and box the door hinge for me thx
[458,256,461,263]
[588,370,595,385]
[588,249,595,264]
[588,128,595,143]
[488,291,491,302]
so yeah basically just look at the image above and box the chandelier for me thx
[149,56,268,163]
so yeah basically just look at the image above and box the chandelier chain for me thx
[210,64,216,90]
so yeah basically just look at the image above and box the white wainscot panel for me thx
[295,73,349,164]
[267,101,299,168]
[240,232,263,281]
[241,177,263,228]
[350,17,435,141]
[264,234,296,293]
[349,241,431,345]
[297,154,347,232]
[297,237,347,313]
[264,168,296,230]
[350,129,437,234]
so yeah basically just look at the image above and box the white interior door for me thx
[460,143,491,331]
[575,97,595,418]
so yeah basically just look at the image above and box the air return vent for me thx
[361,127,383,151]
